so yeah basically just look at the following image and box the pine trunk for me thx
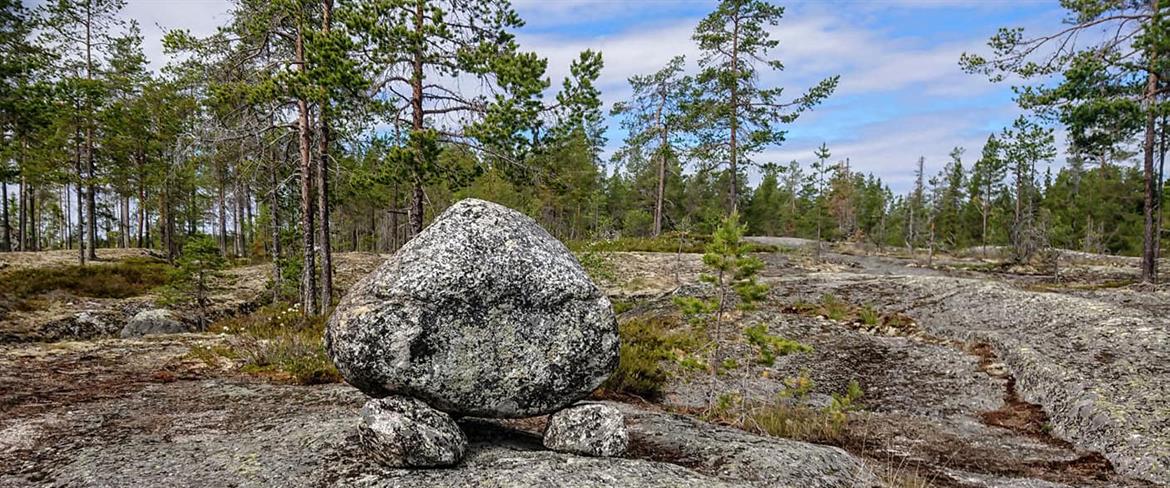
[84,4,97,261]
[17,172,25,251]
[137,159,146,248]
[76,143,86,265]
[1142,64,1160,283]
[270,155,283,304]
[318,0,335,310]
[1,179,9,252]
[653,90,667,237]
[727,16,740,215]
[296,24,318,315]
[409,1,426,236]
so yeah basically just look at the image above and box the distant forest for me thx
[1,0,1167,314]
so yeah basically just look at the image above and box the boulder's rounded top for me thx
[369,197,596,307]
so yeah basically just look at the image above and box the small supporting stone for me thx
[543,403,628,457]
[358,396,467,468]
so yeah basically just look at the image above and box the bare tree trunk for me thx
[84,4,97,261]
[234,172,245,257]
[296,24,317,315]
[1142,64,1160,283]
[653,90,668,237]
[28,184,36,251]
[17,172,25,251]
[270,154,283,304]
[1,179,9,252]
[409,0,426,236]
[390,182,400,251]
[317,0,335,309]
[137,154,146,248]
[727,15,741,215]
[121,195,130,248]
[76,143,86,266]
[217,162,228,255]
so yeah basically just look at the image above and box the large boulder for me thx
[358,396,467,468]
[543,403,628,457]
[326,198,619,418]
[120,309,190,338]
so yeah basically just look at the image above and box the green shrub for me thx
[160,236,226,326]
[611,299,637,315]
[745,323,812,366]
[575,247,616,283]
[599,316,703,400]
[779,370,815,400]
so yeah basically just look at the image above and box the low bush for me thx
[745,323,812,366]
[788,295,915,331]
[598,316,705,400]
[200,303,342,385]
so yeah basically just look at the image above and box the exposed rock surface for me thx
[613,403,882,488]
[543,403,627,457]
[778,273,1170,485]
[120,309,190,338]
[0,340,879,488]
[326,199,619,418]
[358,396,466,468]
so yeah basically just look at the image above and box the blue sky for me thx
[124,0,1067,192]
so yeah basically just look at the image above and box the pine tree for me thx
[345,0,549,235]
[674,211,767,410]
[612,56,691,236]
[962,0,1170,282]
[46,0,127,263]
[1001,116,1056,262]
[968,134,1006,252]
[689,0,837,214]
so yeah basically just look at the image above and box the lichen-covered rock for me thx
[326,198,619,418]
[358,396,467,468]
[779,273,1170,485]
[120,309,189,338]
[543,403,627,457]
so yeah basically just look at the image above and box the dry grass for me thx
[788,293,915,330]
[1,257,170,301]
[568,232,778,254]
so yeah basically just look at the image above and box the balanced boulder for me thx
[358,396,467,468]
[543,403,628,457]
[326,198,619,418]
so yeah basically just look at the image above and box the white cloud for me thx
[122,0,233,70]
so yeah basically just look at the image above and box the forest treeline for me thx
[0,0,1167,316]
